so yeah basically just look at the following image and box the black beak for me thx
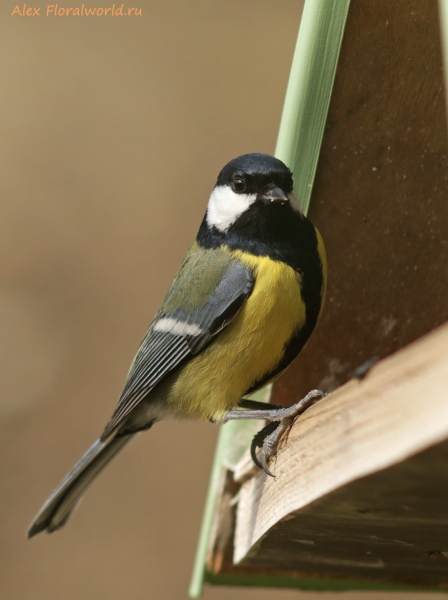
[262,186,289,204]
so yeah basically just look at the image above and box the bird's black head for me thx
[197,153,318,272]
[204,153,302,235]
[216,153,294,197]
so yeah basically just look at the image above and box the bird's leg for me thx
[238,398,287,410]
[225,389,325,422]
[224,389,326,477]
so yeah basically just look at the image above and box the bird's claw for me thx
[250,421,279,473]
[259,448,275,478]
[251,389,326,477]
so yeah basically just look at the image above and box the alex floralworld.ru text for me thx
[11,4,143,16]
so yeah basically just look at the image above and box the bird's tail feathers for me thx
[28,433,133,538]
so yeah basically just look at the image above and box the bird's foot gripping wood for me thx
[225,390,325,477]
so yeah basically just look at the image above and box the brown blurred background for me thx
[0,2,445,599]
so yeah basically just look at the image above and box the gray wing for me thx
[101,252,254,439]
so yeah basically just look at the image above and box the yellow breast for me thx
[167,250,306,421]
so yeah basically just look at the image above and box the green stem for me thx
[275,0,351,215]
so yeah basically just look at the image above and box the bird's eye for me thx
[233,177,246,193]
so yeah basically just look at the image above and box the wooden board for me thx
[210,322,448,588]
[235,441,448,586]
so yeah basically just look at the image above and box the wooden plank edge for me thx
[203,572,443,593]
[234,320,448,562]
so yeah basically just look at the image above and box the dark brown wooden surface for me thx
[273,0,448,406]
[238,440,448,587]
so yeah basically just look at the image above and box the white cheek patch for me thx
[206,185,257,232]
[154,317,202,337]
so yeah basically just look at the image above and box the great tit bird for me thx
[28,153,327,538]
